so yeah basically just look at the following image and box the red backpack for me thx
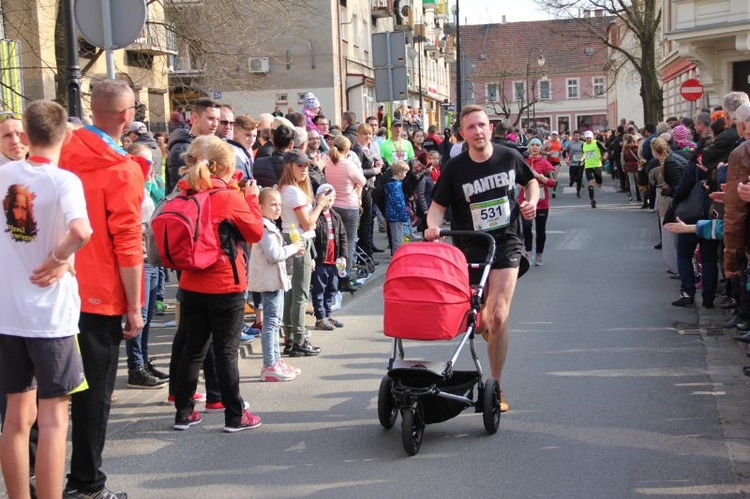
[150,187,224,271]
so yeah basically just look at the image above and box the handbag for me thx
[674,166,710,224]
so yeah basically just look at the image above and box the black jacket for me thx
[702,126,741,170]
[166,128,193,192]
[253,150,285,188]
[342,125,358,145]
[313,209,348,267]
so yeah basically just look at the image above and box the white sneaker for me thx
[260,362,297,382]
[535,254,543,266]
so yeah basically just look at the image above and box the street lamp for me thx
[525,49,545,134]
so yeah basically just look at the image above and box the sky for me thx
[452,0,553,24]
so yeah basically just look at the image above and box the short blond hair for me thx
[391,160,410,176]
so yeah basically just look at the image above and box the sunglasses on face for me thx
[0,111,22,122]
[220,120,235,126]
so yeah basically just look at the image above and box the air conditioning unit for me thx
[248,57,270,73]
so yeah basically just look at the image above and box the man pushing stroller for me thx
[425,105,540,412]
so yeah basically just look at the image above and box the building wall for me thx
[661,0,750,118]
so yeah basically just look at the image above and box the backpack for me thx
[150,187,225,271]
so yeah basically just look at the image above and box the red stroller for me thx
[379,230,500,455]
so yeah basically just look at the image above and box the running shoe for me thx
[165,392,206,405]
[260,362,297,382]
[327,316,344,328]
[499,390,509,413]
[173,411,202,431]
[223,410,262,433]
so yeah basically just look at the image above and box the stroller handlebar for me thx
[438,230,497,266]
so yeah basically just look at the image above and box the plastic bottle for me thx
[335,257,347,277]
[289,223,300,244]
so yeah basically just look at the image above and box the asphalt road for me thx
[4,172,750,498]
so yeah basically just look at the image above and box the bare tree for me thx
[536,0,663,123]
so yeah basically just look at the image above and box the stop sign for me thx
[680,78,704,102]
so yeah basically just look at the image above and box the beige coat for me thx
[247,218,297,292]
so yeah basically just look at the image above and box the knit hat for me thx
[670,124,691,143]
[303,92,321,110]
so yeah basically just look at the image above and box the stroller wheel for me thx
[482,378,501,434]
[401,406,424,456]
[377,376,398,429]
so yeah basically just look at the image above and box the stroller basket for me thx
[383,242,472,341]
[392,370,481,425]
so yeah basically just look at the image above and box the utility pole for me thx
[454,0,461,118]
[64,0,83,118]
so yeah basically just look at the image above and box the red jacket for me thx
[178,178,263,294]
[60,127,145,316]
[520,155,556,210]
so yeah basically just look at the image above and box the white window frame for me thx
[593,76,605,97]
[276,93,288,105]
[539,80,551,100]
[566,78,579,99]
[486,82,499,102]
[513,81,526,102]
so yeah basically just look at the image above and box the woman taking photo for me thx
[173,136,264,433]
[323,135,366,291]
[279,149,334,356]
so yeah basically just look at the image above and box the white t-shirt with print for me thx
[0,160,89,338]
[280,184,315,239]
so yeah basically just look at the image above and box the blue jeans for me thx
[676,233,719,302]
[333,206,359,277]
[311,264,338,320]
[126,262,159,371]
[260,290,284,367]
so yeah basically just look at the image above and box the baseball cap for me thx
[272,116,294,130]
[324,128,341,139]
[128,121,147,134]
[283,149,308,165]
[316,183,336,196]
[551,130,559,135]
[391,119,404,127]
[583,131,594,139]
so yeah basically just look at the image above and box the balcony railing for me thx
[372,0,394,19]
[128,21,178,56]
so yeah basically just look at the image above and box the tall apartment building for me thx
[167,0,453,128]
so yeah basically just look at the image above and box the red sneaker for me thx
[165,392,207,405]
[223,410,262,433]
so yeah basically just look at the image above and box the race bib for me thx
[572,152,582,162]
[539,185,546,200]
[470,197,511,231]
[550,150,560,159]
[585,150,597,159]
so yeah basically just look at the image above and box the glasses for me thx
[309,136,321,141]
[0,111,22,122]
[220,120,235,126]
[123,101,141,112]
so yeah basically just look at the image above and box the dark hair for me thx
[313,114,328,125]
[645,122,656,134]
[342,111,357,125]
[273,124,295,150]
[287,112,305,127]
[193,99,220,116]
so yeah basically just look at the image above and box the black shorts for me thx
[0,334,87,399]
[456,236,527,284]
[585,167,603,185]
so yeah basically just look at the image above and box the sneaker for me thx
[499,390,509,413]
[223,409,262,433]
[173,411,202,431]
[260,362,297,382]
[289,339,321,357]
[165,392,206,405]
[240,331,257,343]
[63,486,127,499]
[535,254,543,267]
[145,358,169,380]
[282,341,294,356]
[205,400,250,413]
[155,300,168,315]
[315,318,335,331]
[242,323,261,337]
[127,368,167,389]
[327,316,344,328]
[591,200,597,208]
[278,359,302,376]
[671,291,694,307]
[528,254,535,266]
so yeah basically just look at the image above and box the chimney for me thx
[501,15,506,24]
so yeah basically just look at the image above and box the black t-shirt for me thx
[432,143,534,257]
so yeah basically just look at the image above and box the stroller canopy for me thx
[384,242,472,341]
